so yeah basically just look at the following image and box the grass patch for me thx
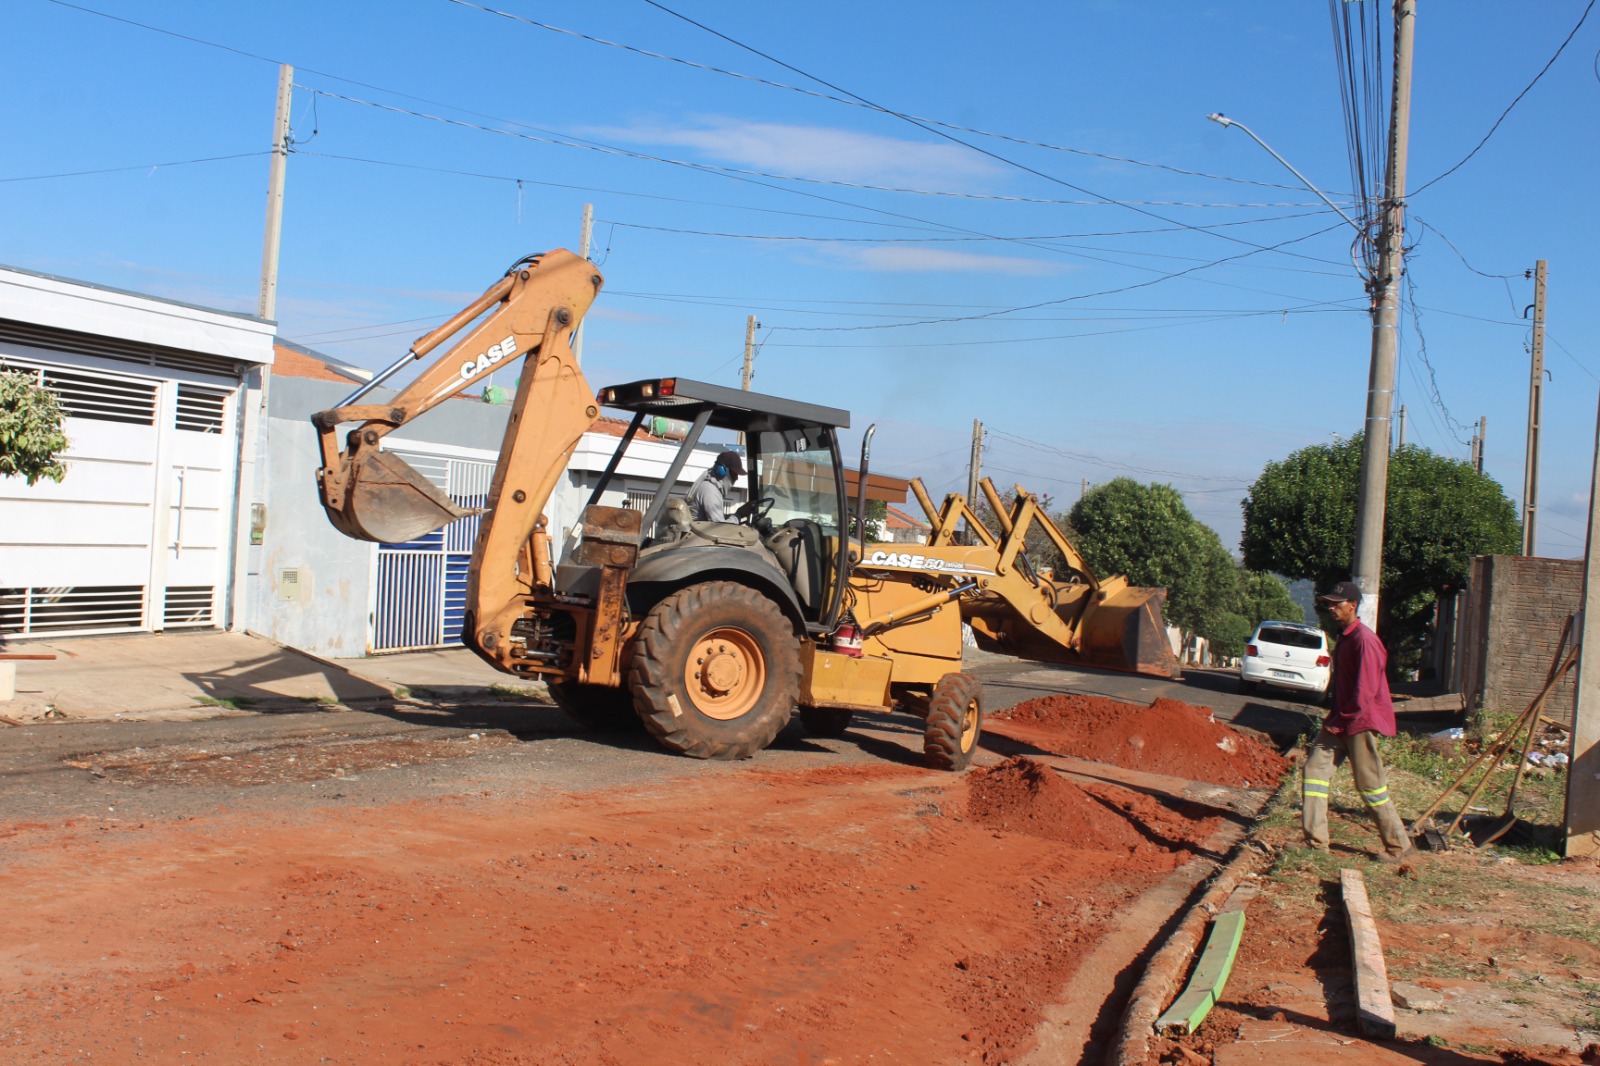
[296,696,339,706]
[194,695,256,711]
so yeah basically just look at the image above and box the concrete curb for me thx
[1106,836,1273,1066]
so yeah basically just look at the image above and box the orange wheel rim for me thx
[959,697,980,752]
[684,627,766,721]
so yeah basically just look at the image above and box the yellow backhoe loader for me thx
[313,249,1180,769]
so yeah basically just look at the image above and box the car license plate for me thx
[1270,669,1295,679]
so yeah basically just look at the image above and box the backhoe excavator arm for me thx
[311,249,603,544]
[311,249,605,669]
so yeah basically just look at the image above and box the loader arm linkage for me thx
[907,477,1181,679]
[310,249,605,672]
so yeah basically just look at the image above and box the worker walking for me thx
[1302,581,1414,863]
[687,449,744,523]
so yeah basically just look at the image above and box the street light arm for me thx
[1205,113,1365,235]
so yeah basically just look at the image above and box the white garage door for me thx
[0,354,237,637]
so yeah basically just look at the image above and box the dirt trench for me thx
[1,693,1282,1065]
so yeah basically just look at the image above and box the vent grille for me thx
[163,586,216,627]
[1,358,158,426]
[0,318,245,377]
[0,585,146,636]
[175,383,229,433]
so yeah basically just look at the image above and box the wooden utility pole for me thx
[1565,390,1600,857]
[572,202,594,365]
[741,315,758,391]
[1523,259,1548,555]
[1350,0,1416,631]
[257,64,293,321]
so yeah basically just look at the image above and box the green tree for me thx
[1241,434,1520,671]
[863,498,888,541]
[0,369,68,485]
[1068,477,1241,640]
[1236,568,1303,627]
[1208,612,1255,661]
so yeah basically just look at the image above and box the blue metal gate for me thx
[372,451,493,652]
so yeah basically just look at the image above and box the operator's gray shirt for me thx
[688,470,733,522]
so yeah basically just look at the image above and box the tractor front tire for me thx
[547,681,641,732]
[923,672,983,771]
[630,582,801,760]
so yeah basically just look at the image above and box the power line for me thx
[440,0,1342,198]
[762,304,1362,349]
[986,428,1249,484]
[0,151,268,183]
[1414,0,1598,195]
[596,209,1334,244]
[638,0,1357,260]
[770,221,1349,333]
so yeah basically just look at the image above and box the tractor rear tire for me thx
[799,706,853,739]
[547,681,642,732]
[923,672,983,771]
[630,581,801,760]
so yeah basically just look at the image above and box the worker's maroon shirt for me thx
[1327,619,1396,737]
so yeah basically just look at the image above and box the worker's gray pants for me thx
[1302,728,1410,855]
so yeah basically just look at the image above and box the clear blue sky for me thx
[7,1,1599,557]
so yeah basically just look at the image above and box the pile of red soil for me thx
[967,756,1221,871]
[994,694,1287,788]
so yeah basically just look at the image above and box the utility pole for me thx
[1396,404,1407,449]
[741,315,758,391]
[1565,390,1600,857]
[572,203,594,365]
[1469,417,1487,474]
[966,420,984,502]
[1523,259,1548,555]
[257,64,293,321]
[1350,0,1416,631]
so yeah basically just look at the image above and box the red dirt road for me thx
[2,696,1279,1065]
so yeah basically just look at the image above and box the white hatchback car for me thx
[1239,621,1331,698]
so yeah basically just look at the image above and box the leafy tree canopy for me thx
[1240,434,1520,668]
[0,369,68,486]
[1235,568,1303,628]
[1068,477,1239,639]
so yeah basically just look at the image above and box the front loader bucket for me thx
[1074,586,1182,679]
[323,449,480,544]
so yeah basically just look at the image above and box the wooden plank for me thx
[1340,868,1397,1040]
[0,654,57,661]
[1155,910,1247,1035]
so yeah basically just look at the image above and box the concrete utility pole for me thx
[1350,0,1416,631]
[966,420,984,503]
[1565,391,1600,857]
[1469,417,1487,474]
[572,203,594,365]
[1396,404,1407,448]
[257,64,293,321]
[1523,259,1548,555]
[741,315,759,391]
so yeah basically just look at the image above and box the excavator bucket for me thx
[1073,586,1183,679]
[322,449,480,544]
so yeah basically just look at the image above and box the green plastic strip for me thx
[1154,910,1247,1036]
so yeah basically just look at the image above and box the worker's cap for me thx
[715,449,745,478]
[1315,580,1361,605]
